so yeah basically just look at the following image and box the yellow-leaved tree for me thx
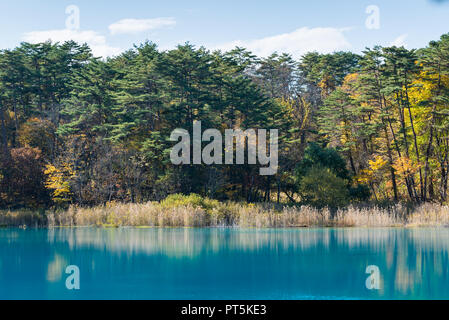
[44,163,76,205]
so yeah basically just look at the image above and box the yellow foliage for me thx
[278,97,311,131]
[18,118,55,156]
[356,156,387,184]
[44,163,76,204]
[356,169,372,184]
[368,156,388,172]
[392,157,419,178]
[407,71,449,130]
[342,73,359,96]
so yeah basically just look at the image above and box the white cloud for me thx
[108,17,176,35]
[215,27,352,59]
[389,34,408,48]
[22,29,123,58]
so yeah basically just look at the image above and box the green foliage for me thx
[161,193,220,213]
[349,184,371,202]
[3,33,449,209]
[297,142,349,180]
[298,166,350,208]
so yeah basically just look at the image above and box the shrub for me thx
[298,166,350,208]
[160,193,220,213]
[349,184,371,202]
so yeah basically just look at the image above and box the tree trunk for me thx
[384,126,398,201]
[0,101,8,155]
[405,87,424,200]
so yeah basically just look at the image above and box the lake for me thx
[1,227,448,300]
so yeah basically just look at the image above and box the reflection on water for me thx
[0,228,449,299]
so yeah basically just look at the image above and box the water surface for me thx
[1,228,448,300]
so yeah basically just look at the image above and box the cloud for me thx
[22,29,123,57]
[108,17,176,35]
[389,34,408,47]
[215,27,352,59]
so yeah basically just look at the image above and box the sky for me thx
[0,0,449,59]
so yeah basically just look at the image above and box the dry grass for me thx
[0,209,47,227]
[407,203,449,227]
[47,202,211,228]
[333,205,405,227]
[4,195,449,228]
[237,205,333,227]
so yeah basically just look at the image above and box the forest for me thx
[1,32,449,211]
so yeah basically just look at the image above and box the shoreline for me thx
[2,196,449,228]
[2,225,449,230]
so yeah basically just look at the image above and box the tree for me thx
[298,166,350,208]
[0,147,49,208]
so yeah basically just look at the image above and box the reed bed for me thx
[407,203,449,226]
[0,209,47,227]
[3,195,449,228]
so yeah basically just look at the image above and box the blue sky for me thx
[1,0,449,58]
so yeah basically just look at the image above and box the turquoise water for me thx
[1,227,449,300]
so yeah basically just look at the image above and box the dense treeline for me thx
[1,33,449,209]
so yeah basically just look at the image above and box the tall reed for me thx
[4,195,449,228]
